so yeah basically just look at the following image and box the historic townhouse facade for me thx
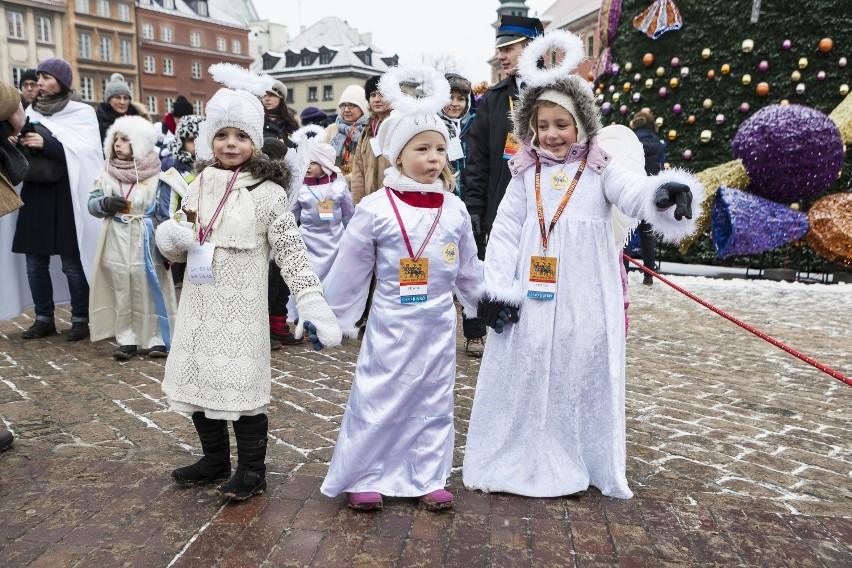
[0,0,66,87]
[136,0,252,122]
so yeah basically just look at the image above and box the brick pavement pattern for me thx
[0,274,850,567]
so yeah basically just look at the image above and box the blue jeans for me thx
[25,254,89,323]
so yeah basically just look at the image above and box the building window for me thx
[302,53,313,66]
[144,55,155,74]
[164,97,174,114]
[76,0,90,14]
[120,39,132,64]
[320,51,333,65]
[190,31,201,47]
[307,86,318,102]
[142,23,154,40]
[101,77,108,96]
[323,85,333,101]
[78,32,92,59]
[97,0,110,18]
[197,1,209,16]
[191,62,202,79]
[163,0,175,8]
[161,26,173,43]
[286,90,293,103]
[163,58,174,76]
[11,68,26,87]
[100,36,113,62]
[118,4,131,22]
[146,96,158,115]
[80,76,94,102]
[586,32,594,58]
[232,39,242,54]
[7,12,24,40]
[36,16,52,43]
[216,37,226,51]
[194,99,204,116]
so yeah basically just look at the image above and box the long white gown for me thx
[320,177,482,498]
[462,150,701,499]
[291,175,354,280]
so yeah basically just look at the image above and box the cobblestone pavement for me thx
[0,274,850,567]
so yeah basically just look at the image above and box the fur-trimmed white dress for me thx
[320,172,483,498]
[156,162,323,418]
[462,147,702,499]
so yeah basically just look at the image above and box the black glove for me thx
[103,196,129,215]
[478,299,520,333]
[470,213,483,236]
[654,182,693,221]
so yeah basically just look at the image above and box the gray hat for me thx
[266,80,287,100]
[104,73,132,101]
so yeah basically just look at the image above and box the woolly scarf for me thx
[509,141,590,176]
[105,150,162,184]
[329,114,368,156]
[32,90,81,117]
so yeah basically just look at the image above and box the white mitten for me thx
[294,292,342,349]
[155,219,195,262]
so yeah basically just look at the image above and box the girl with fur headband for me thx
[87,115,178,359]
[462,31,703,499]
[319,67,483,512]
[155,65,342,501]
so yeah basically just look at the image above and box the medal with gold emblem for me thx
[443,243,457,263]
[551,170,571,190]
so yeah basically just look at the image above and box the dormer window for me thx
[319,50,334,65]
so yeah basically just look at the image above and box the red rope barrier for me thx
[624,255,851,387]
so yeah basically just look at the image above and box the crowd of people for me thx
[0,17,702,509]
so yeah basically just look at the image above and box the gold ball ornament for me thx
[780,99,790,106]
[655,117,664,128]
[623,82,632,92]
[624,62,633,72]
[818,38,834,53]
[755,82,770,96]
[790,203,800,211]
[643,53,654,66]
[700,130,712,143]
[669,77,679,89]
[645,78,654,89]
[791,70,802,82]
[742,74,752,85]
[667,129,678,141]
[721,64,731,75]
[798,57,808,69]
[701,48,712,59]
[841,84,850,96]
[612,93,620,102]
[656,66,666,77]
[741,39,755,53]
[595,88,602,95]
[702,98,713,109]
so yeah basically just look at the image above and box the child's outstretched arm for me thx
[321,206,376,338]
[603,161,704,244]
[454,209,484,319]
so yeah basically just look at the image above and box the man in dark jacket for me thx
[464,15,543,258]
[627,110,666,285]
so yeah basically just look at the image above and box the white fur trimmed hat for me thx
[374,111,450,166]
[104,115,158,159]
[199,88,265,156]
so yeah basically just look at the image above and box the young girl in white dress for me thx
[463,31,703,500]
[320,66,483,511]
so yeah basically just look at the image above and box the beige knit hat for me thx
[0,82,22,122]
[337,85,369,116]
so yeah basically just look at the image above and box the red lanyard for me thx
[341,127,355,165]
[534,159,586,252]
[196,167,241,245]
[385,187,442,261]
[120,182,136,200]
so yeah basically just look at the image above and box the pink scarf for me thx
[105,150,161,184]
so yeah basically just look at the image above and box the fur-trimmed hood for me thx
[512,76,602,144]
[104,115,158,159]
[195,156,292,188]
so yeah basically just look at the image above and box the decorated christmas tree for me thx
[595,0,851,273]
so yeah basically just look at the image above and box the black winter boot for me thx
[172,412,232,485]
[215,414,268,501]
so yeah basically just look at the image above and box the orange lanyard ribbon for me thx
[534,159,586,252]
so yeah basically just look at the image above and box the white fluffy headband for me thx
[208,63,274,96]
[377,64,451,115]
[516,29,585,88]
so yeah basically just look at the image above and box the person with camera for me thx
[12,59,102,341]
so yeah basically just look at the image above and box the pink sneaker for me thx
[348,491,383,511]
[419,489,453,511]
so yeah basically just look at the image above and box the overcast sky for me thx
[251,0,555,84]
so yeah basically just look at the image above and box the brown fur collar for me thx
[195,157,292,188]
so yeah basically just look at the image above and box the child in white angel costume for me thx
[320,67,483,511]
[155,64,341,502]
[462,31,703,499]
